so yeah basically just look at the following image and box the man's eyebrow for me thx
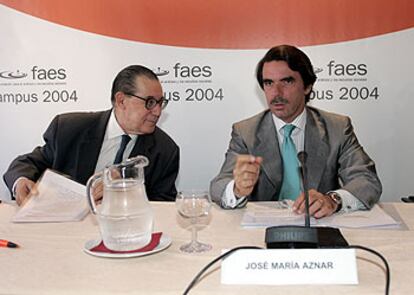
[280,76,295,82]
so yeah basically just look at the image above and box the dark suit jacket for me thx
[3,109,180,201]
[210,107,382,208]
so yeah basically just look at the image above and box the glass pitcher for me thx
[86,156,153,251]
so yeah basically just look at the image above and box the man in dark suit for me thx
[210,45,381,218]
[4,65,179,205]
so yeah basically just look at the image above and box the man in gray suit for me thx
[210,45,381,218]
[4,65,179,205]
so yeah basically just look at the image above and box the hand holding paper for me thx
[13,169,89,223]
[14,178,37,206]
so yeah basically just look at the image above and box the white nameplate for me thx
[221,249,358,285]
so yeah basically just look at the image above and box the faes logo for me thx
[326,60,367,76]
[173,62,212,78]
[153,67,170,77]
[31,66,66,80]
[0,66,67,80]
[313,67,323,74]
[0,70,28,79]
[154,62,213,83]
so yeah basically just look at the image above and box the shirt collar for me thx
[106,110,138,141]
[272,107,307,133]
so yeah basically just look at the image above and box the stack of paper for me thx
[241,201,400,229]
[12,169,89,223]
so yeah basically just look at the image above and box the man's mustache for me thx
[270,97,288,105]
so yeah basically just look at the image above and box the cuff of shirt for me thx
[332,189,367,213]
[221,180,248,209]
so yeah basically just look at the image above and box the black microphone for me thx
[265,151,318,248]
[265,151,348,249]
[297,151,311,227]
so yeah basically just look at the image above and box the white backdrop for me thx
[1,5,413,201]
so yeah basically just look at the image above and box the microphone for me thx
[265,151,348,249]
[297,151,311,227]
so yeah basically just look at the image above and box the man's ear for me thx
[114,91,126,109]
[304,84,313,95]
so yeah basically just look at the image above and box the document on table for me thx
[12,169,89,223]
[241,201,400,229]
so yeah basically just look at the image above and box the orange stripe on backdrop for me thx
[1,0,413,49]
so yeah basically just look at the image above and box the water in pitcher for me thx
[98,179,153,251]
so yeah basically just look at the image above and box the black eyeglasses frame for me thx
[124,92,169,110]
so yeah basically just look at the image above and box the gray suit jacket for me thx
[3,109,180,201]
[210,107,381,208]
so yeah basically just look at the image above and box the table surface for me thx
[0,201,413,295]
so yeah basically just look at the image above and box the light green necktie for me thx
[278,124,301,200]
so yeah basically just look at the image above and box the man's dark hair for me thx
[111,65,159,104]
[256,45,317,102]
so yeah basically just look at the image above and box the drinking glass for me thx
[176,190,212,253]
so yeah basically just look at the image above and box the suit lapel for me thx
[254,112,282,194]
[130,132,155,159]
[130,130,155,179]
[130,131,155,181]
[305,108,329,190]
[76,110,111,184]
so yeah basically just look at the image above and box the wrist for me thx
[327,192,342,213]
[233,188,243,199]
[12,177,27,200]
[233,184,246,199]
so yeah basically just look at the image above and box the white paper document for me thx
[241,201,400,229]
[12,169,89,223]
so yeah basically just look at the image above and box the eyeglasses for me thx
[124,92,169,110]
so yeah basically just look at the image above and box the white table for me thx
[0,202,413,294]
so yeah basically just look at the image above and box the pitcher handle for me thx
[86,172,102,215]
